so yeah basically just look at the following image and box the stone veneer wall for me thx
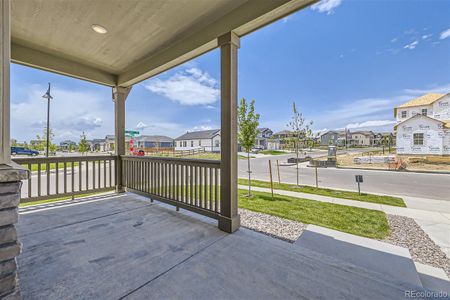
[0,163,28,299]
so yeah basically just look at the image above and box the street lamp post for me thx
[42,83,53,157]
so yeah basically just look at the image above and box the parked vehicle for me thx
[11,147,39,156]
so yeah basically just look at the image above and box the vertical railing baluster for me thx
[38,163,41,197]
[79,160,82,191]
[215,167,219,212]
[189,165,193,205]
[194,166,198,206]
[27,163,32,198]
[109,159,112,188]
[92,160,96,190]
[181,165,185,203]
[46,161,50,196]
[199,167,202,208]
[209,167,213,211]
[71,161,75,193]
[97,159,101,189]
[86,159,89,190]
[55,162,59,194]
[64,161,67,194]
[104,159,107,188]
[204,167,208,209]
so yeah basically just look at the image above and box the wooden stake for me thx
[276,159,281,184]
[269,160,274,199]
[315,166,318,188]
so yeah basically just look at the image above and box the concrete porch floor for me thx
[17,193,422,299]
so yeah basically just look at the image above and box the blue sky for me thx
[10,0,450,143]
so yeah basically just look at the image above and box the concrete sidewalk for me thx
[239,185,450,257]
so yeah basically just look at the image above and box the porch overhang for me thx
[10,0,317,87]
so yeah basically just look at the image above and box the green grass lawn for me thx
[23,162,79,172]
[239,189,390,239]
[238,178,405,207]
[259,150,286,155]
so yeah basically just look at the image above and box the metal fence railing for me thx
[122,155,221,219]
[13,155,117,203]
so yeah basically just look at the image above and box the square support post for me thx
[0,0,10,165]
[218,32,240,233]
[112,86,131,193]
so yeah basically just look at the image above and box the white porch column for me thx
[218,32,240,233]
[0,0,10,165]
[112,86,131,193]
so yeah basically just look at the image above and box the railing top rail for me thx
[13,155,118,164]
[121,155,220,167]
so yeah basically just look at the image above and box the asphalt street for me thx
[238,152,450,201]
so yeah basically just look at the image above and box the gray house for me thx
[255,127,273,150]
[135,135,174,149]
[59,140,77,151]
[175,129,221,152]
[320,130,350,146]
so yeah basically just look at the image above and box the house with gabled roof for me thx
[175,129,220,152]
[394,93,450,155]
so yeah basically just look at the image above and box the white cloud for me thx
[136,121,149,130]
[345,120,396,129]
[311,82,450,132]
[282,16,292,23]
[311,0,342,15]
[11,84,112,143]
[145,67,219,106]
[421,34,432,40]
[440,28,450,40]
[390,38,398,43]
[403,40,418,49]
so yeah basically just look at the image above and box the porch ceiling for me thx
[10,0,316,87]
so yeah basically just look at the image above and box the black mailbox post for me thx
[355,175,363,194]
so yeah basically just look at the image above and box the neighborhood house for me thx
[175,129,221,152]
[395,93,450,155]
[255,128,273,150]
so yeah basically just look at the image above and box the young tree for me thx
[238,98,260,197]
[34,127,57,154]
[68,143,74,153]
[78,132,90,155]
[287,102,312,186]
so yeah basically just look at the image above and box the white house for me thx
[394,93,450,155]
[175,129,221,152]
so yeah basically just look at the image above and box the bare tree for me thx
[287,102,312,186]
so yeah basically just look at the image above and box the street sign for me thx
[125,130,139,137]
[355,175,363,195]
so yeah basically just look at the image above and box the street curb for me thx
[336,166,450,175]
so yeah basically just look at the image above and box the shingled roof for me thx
[175,129,220,141]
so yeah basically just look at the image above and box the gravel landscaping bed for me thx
[381,214,450,278]
[239,208,306,242]
[240,209,450,278]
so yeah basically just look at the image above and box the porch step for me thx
[294,225,423,288]
[414,262,450,293]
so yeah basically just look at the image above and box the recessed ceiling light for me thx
[91,24,108,34]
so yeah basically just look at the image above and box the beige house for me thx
[350,131,375,147]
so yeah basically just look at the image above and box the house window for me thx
[191,141,194,147]
[413,133,424,145]
[215,140,220,147]
[401,111,407,118]
[421,108,427,116]
[183,141,187,147]
[199,140,201,146]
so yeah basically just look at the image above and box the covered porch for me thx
[17,193,410,299]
